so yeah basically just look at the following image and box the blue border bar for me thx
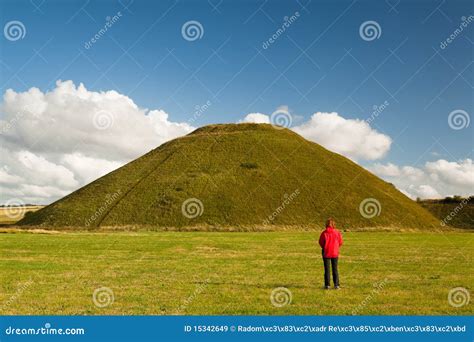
[0,316,472,341]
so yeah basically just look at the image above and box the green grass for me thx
[1,230,472,315]
[20,124,440,229]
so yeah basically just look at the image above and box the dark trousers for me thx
[322,255,339,287]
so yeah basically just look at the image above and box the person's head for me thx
[326,217,335,228]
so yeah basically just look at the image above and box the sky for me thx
[0,0,473,204]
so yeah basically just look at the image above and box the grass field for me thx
[0,230,472,315]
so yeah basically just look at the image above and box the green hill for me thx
[19,124,440,229]
[419,198,473,229]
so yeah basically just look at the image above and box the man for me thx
[318,218,343,289]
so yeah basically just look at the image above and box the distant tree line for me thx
[417,196,473,204]
[0,204,38,207]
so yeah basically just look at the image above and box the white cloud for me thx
[17,150,79,189]
[0,167,23,185]
[0,80,195,204]
[406,185,442,199]
[61,153,123,184]
[240,113,270,124]
[369,162,401,177]
[425,159,474,188]
[292,112,391,161]
[240,111,392,161]
[368,159,473,199]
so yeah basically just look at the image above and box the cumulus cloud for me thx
[405,185,441,199]
[0,80,195,204]
[368,159,474,199]
[293,112,391,161]
[425,159,474,188]
[241,111,392,161]
[239,113,270,124]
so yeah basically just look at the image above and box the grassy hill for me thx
[419,197,473,229]
[19,123,440,229]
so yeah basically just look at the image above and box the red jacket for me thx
[319,227,343,258]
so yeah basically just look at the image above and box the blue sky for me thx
[0,0,473,203]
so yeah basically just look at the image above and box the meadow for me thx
[0,230,472,315]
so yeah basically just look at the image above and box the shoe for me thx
[334,286,340,290]
[324,286,330,290]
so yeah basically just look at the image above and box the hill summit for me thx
[20,123,440,229]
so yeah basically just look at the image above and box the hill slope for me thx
[419,198,473,229]
[20,124,440,229]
